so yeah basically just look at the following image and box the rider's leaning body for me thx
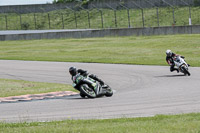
[69,67,105,90]
[166,50,183,73]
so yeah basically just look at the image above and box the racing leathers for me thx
[71,69,105,90]
[166,53,180,73]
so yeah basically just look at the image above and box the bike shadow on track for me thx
[155,74,186,78]
[64,95,111,100]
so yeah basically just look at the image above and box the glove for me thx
[181,56,185,59]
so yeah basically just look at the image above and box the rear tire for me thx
[79,84,96,98]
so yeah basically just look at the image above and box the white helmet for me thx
[166,49,172,57]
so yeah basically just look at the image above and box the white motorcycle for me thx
[173,56,191,76]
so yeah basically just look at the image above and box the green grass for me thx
[1,113,200,133]
[0,6,200,30]
[0,34,200,66]
[0,79,75,97]
[0,34,200,131]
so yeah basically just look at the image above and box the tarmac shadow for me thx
[65,95,108,100]
[155,74,186,78]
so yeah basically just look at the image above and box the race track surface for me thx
[0,60,200,122]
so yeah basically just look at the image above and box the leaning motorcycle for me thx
[72,74,113,98]
[173,56,191,76]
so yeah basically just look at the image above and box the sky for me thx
[0,0,53,6]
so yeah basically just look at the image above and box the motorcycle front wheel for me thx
[80,93,86,98]
[182,67,191,76]
[79,84,96,98]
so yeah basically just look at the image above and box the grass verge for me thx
[1,113,200,133]
[0,34,200,66]
[0,78,75,97]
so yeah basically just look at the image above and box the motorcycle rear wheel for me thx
[104,86,113,97]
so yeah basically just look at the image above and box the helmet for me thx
[69,67,77,76]
[166,49,172,57]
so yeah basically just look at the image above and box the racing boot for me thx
[89,74,104,85]
[97,79,106,87]
[170,68,179,73]
[98,79,109,88]
[172,68,179,73]
[94,77,107,87]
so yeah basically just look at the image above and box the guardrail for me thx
[0,25,200,41]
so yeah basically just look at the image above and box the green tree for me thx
[194,0,200,6]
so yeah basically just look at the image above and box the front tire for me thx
[80,93,86,98]
[182,67,191,76]
[79,84,96,98]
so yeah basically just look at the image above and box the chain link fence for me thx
[0,1,200,30]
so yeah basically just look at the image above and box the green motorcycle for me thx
[72,74,113,98]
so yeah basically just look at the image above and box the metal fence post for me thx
[34,13,37,29]
[180,0,191,25]
[20,14,22,29]
[114,10,117,28]
[156,8,159,27]
[172,8,175,26]
[141,9,145,27]
[87,11,90,28]
[130,1,144,28]
[100,10,104,28]
[5,15,8,30]
[48,13,51,29]
[74,12,77,28]
[161,0,175,26]
[189,6,192,25]
[61,13,65,29]
[91,4,104,29]
[127,9,131,28]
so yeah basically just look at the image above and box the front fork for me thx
[179,64,188,72]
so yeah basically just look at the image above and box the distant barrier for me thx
[0,25,200,41]
[0,0,200,31]
[1,7,200,31]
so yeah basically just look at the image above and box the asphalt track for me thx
[0,60,200,123]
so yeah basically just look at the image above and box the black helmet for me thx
[69,67,77,76]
